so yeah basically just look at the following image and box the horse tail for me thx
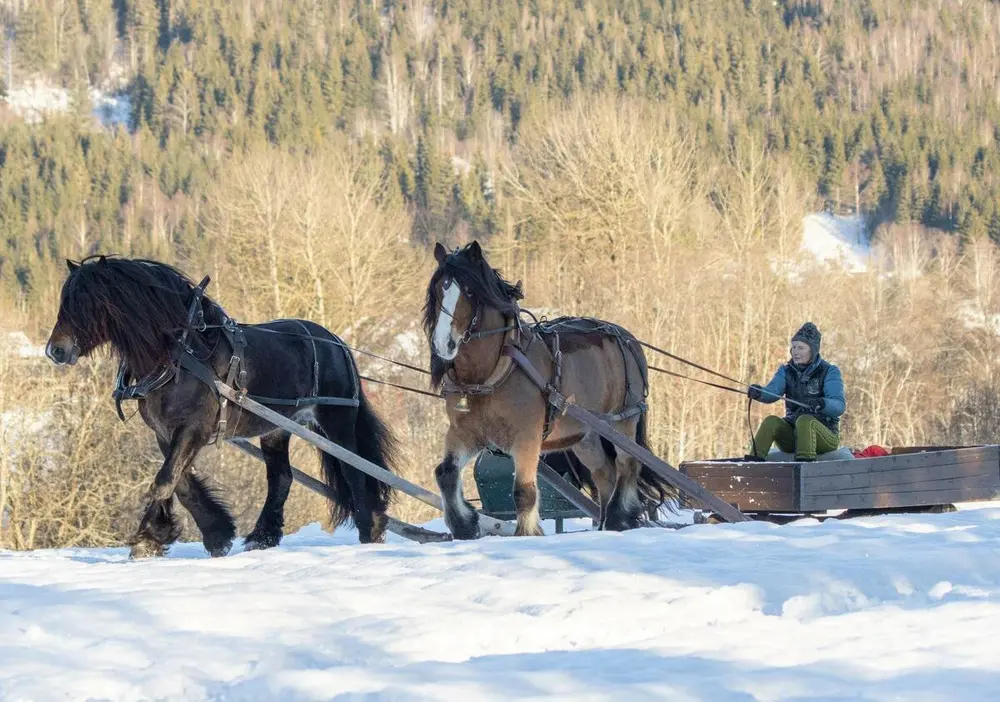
[318,443,354,531]
[634,412,679,516]
[353,383,399,515]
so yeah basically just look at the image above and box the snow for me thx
[958,300,1000,335]
[800,212,871,273]
[4,79,131,128]
[3,505,1000,700]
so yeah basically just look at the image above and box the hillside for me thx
[3,0,1000,309]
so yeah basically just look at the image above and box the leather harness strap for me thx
[112,277,361,444]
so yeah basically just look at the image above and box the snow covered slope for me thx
[4,80,131,128]
[3,506,999,701]
[801,212,871,273]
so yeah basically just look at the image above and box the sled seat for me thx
[472,450,588,534]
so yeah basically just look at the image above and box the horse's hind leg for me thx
[244,430,294,551]
[130,427,206,559]
[175,472,236,557]
[606,447,646,531]
[601,419,648,530]
[571,434,619,530]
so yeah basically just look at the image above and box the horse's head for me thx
[423,241,523,376]
[46,258,103,366]
[46,255,208,376]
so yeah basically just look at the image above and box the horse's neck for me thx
[451,307,508,384]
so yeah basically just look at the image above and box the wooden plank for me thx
[683,476,795,496]
[561,403,749,523]
[803,460,997,494]
[685,491,797,512]
[681,463,798,479]
[680,463,798,512]
[808,474,999,498]
[819,445,995,476]
[890,445,972,455]
[227,438,452,544]
[803,486,1000,511]
[797,446,997,480]
[216,382,514,537]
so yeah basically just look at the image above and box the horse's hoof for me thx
[206,538,233,558]
[129,539,164,560]
[513,525,545,537]
[243,532,280,551]
[446,521,480,540]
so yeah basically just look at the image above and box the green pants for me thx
[751,415,839,461]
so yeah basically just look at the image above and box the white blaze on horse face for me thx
[433,279,463,361]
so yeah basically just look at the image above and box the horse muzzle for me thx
[46,341,80,366]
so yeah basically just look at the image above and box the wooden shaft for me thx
[537,459,601,522]
[227,438,453,544]
[562,403,749,523]
[503,345,748,523]
[216,382,512,535]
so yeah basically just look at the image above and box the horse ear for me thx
[514,280,524,299]
[98,255,107,266]
[433,242,447,265]
[66,259,79,273]
[467,240,483,261]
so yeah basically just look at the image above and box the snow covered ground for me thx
[800,212,871,273]
[3,504,1000,701]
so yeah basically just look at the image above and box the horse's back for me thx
[531,316,647,410]
[239,318,356,403]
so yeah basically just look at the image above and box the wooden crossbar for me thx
[216,381,514,537]
[227,438,452,544]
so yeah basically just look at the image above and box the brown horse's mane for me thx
[58,255,225,377]
[422,243,523,388]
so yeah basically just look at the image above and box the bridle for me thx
[435,278,518,352]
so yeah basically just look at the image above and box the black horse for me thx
[45,256,397,559]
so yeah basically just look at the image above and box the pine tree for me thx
[16,5,53,73]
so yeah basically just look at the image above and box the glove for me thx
[747,384,763,401]
[807,398,825,414]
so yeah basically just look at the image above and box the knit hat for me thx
[791,322,821,357]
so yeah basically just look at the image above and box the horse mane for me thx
[58,255,224,377]
[422,242,523,388]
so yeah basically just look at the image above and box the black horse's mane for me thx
[58,255,224,377]
[422,243,523,388]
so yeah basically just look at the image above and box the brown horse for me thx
[423,241,675,538]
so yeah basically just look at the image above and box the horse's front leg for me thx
[434,427,481,540]
[511,430,545,537]
[130,427,207,559]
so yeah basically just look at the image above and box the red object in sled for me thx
[853,445,890,458]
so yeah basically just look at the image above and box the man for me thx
[745,322,846,462]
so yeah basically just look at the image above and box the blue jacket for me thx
[756,356,846,433]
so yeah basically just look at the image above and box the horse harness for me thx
[439,312,648,439]
[112,276,360,444]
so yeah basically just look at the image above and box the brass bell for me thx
[454,395,471,413]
